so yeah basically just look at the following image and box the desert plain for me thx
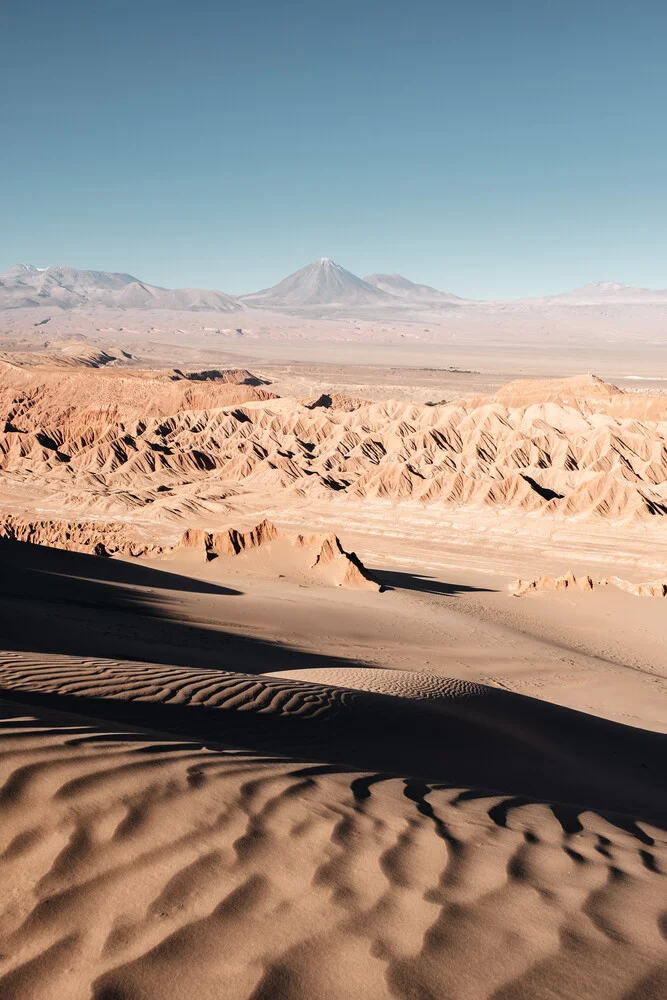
[0,263,666,999]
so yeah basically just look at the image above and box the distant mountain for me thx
[4,261,667,322]
[364,273,462,304]
[239,258,392,310]
[550,281,667,305]
[0,265,241,312]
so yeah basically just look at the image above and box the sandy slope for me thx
[0,689,664,1000]
[0,652,665,1000]
[0,540,666,999]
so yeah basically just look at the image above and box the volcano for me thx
[239,258,393,310]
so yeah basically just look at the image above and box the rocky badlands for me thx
[0,334,666,1000]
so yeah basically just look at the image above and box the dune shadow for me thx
[374,569,495,596]
[0,538,240,596]
[0,538,366,675]
[0,697,661,861]
[1,671,666,831]
[1,536,666,828]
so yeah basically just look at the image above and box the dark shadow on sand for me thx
[1,676,666,832]
[0,538,240,596]
[373,569,495,596]
[1,536,666,829]
[0,539,365,675]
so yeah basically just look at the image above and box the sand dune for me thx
[0,648,665,1000]
[0,530,665,999]
[0,649,665,824]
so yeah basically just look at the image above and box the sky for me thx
[1,0,666,299]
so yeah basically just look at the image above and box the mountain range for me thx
[1,259,666,316]
[550,281,667,304]
[0,264,239,313]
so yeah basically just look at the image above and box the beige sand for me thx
[0,537,666,998]
[0,686,664,1000]
[0,358,666,999]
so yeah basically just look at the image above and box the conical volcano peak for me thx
[315,257,344,272]
[240,259,392,310]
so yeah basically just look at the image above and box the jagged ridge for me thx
[0,515,380,589]
[512,571,667,598]
[179,518,380,589]
[2,370,667,522]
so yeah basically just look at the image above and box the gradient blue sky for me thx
[1,0,665,298]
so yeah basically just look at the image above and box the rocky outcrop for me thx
[512,572,667,597]
[179,519,280,558]
[178,519,380,589]
[602,576,667,598]
[0,515,166,558]
[305,393,368,411]
[0,513,380,590]
[164,368,271,386]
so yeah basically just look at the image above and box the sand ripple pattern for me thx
[0,660,664,1000]
[0,651,666,825]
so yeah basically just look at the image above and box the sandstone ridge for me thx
[178,518,381,589]
[512,571,667,598]
[2,369,667,522]
[0,514,379,589]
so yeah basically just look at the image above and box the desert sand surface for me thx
[0,346,666,999]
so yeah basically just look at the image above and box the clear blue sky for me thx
[1,0,665,298]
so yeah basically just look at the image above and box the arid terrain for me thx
[0,313,666,999]
[6,0,667,984]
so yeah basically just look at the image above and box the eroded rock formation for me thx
[0,514,380,590]
[2,369,667,521]
[178,518,380,589]
[512,571,667,597]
